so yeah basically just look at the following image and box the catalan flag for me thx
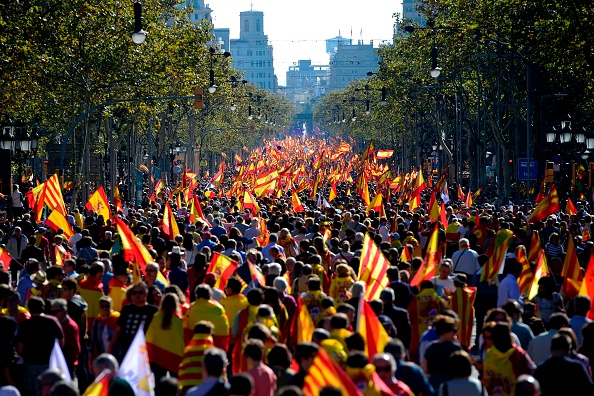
[44,173,67,215]
[139,163,149,173]
[357,233,390,301]
[451,286,477,347]
[516,245,534,295]
[206,252,239,291]
[357,299,390,360]
[480,228,514,282]
[303,348,363,396]
[528,184,560,223]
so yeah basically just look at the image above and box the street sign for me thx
[518,158,538,180]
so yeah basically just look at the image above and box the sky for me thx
[208,0,401,86]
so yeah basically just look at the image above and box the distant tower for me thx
[182,0,212,24]
[230,10,277,91]
[402,0,426,26]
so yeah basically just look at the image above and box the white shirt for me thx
[451,248,480,274]
[378,225,390,242]
[431,276,456,295]
[497,274,521,307]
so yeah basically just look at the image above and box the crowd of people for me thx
[0,139,593,396]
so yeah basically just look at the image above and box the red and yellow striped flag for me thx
[206,252,239,291]
[44,173,67,215]
[527,250,549,300]
[480,228,514,282]
[451,286,477,347]
[516,245,534,295]
[357,299,390,360]
[411,223,441,287]
[162,201,180,240]
[303,348,363,396]
[358,233,390,301]
[0,248,11,269]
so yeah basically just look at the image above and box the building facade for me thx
[230,11,277,92]
[328,40,378,90]
[402,0,426,26]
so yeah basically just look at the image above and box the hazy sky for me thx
[208,0,401,85]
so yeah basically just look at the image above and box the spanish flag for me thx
[206,252,239,291]
[82,369,110,396]
[366,192,384,216]
[54,245,71,266]
[464,190,473,207]
[457,184,464,200]
[358,233,390,301]
[527,250,549,300]
[162,201,180,240]
[242,190,260,215]
[0,248,11,269]
[145,311,185,373]
[579,254,594,319]
[428,191,440,221]
[46,210,74,238]
[411,223,441,287]
[290,297,315,345]
[328,182,337,202]
[566,197,578,215]
[356,299,390,360]
[85,185,110,221]
[303,348,363,396]
[528,184,560,223]
[113,185,123,213]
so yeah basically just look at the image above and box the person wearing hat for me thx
[168,246,189,294]
[26,269,49,301]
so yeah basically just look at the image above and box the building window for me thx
[244,19,249,32]
[247,50,252,56]
[256,19,261,32]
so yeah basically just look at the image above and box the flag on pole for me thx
[328,182,337,202]
[375,149,394,159]
[49,339,72,382]
[410,223,441,287]
[82,369,110,396]
[85,186,111,220]
[579,254,594,319]
[357,299,390,360]
[464,190,473,207]
[562,236,583,281]
[162,201,180,240]
[290,297,315,345]
[528,185,560,223]
[46,210,75,238]
[292,189,304,213]
[117,324,155,396]
[428,191,440,221]
[480,228,514,282]
[357,233,390,301]
[566,198,578,215]
[527,250,549,300]
[516,245,534,295]
[440,181,450,204]
[44,173,67,215]
[206,252,239,291]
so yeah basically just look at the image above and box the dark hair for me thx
[159,293,178,330]
[246,288,264,306]
[574,295,591,316]
[194,284,212,300]
[267,344,292,368]
[226,277,243,294]
[383,338,406,360]
[345,332,365,352]
[203,348,227,377]
[330,313,349,330]
[27,296,45,314]
[294,342,319,363]
[61,278,78,292]
[433,315,457,336]
[243,339,264,361]
[229,373,254,396]
[449,350,473,378]
[551,333,572,353]
[346,351,368,368]
[492,322,513,352]
[193,320,214,335]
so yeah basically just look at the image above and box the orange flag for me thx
[358,233,390,301]
[357,299,390,360]
[162,201,180,240]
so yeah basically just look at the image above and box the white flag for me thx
[316,193,322,208]
[117,324,155,396]
[49,339,72,382]
[322,197,330,208]
[441,181,450,204]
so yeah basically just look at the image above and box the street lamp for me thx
[208,47,231,93]
[131,2,148,45]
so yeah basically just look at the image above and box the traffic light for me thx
[193,87,203,110]
[544,161,555,183]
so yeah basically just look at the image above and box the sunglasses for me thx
[132,290,146,296]
[375,365,391,373]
